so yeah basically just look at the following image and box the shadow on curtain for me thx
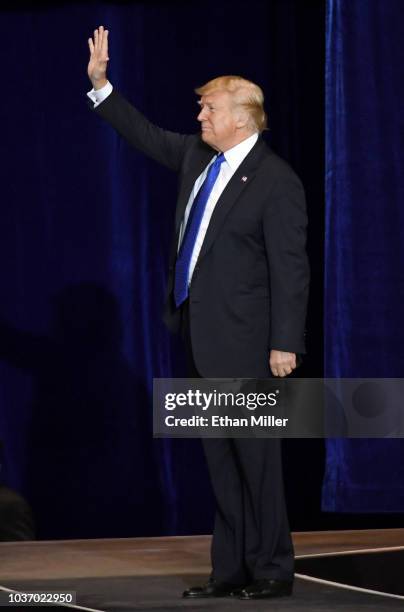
[0,0,324,537]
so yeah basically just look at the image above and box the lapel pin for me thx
[241,176,248,182]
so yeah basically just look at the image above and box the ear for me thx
[235,108,249,129]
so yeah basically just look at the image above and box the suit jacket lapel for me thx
[196,137,267,263]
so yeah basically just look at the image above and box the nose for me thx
[197,107,207,122]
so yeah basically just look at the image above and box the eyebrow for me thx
[198,100,215,107]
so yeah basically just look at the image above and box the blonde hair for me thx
[195,75,268,133]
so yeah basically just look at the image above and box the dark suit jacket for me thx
[93,90,309,377]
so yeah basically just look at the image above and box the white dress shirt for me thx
[179,133,258,284]
[87,81,113,106]
[87,81,259,284]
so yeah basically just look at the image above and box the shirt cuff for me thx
[87,81,113,107]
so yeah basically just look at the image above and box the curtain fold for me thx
[0,1,324,538]
[324,0,404,512]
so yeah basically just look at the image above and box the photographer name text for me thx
[164,415,288,428]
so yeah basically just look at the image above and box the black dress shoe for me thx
[183,580,244,598]
[238,578,293,599]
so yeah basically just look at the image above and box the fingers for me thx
[93,26,104,52]
[99,25,104,52]
[269,351,296,377]
[271,366,292,377]
[91,26,109,59]
[101,29,109,61]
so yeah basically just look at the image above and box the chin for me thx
[201,131,215,147]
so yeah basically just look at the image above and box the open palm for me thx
[88,25,109,86]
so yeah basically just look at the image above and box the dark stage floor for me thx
[1,531,404,611]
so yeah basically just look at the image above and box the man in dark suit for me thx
[87,26,309,600]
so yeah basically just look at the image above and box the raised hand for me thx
[88,25,109,89]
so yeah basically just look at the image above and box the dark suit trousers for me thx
[180,300,294,584]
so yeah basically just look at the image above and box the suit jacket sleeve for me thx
[263,169,310,354]
[91,89,192,172]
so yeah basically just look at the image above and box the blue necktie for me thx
[174,153,225,307]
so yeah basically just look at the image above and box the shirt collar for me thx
[222,132,259,171]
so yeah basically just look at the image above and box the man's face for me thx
[197,90,240,152]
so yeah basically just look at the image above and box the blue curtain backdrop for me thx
[324,0,404,512]
[0,1,325,538]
